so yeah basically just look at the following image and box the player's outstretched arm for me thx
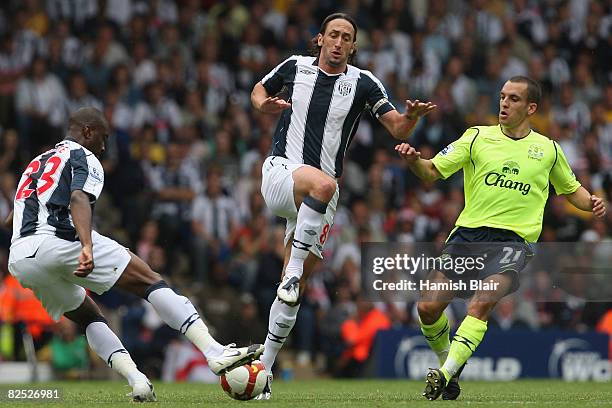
[3,210,12,229]
[251,82,291,114]
[564,186,607,217]
[70,190,94,277]
[395,143,441,182]
[379,99,436,140]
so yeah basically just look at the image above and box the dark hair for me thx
[68,107,107,131]
[508,76,542,105]
[309,13,358,64]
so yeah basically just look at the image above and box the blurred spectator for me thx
[552,83,591,135]
[596,310,612,362]
[225,293,266,346]
[46,319,89,379]
[130,41,156,89]
[0,274,55,359]
[65,71,102,114]
[15,57,65,153]
[0,129,21,174]
[446,56,477,115]
[132,81,182,144]
[192,166,239,281]
[488,296,536,330]
[319,283,356,370]
[146,141,200,262]
[84,23,128,69]
[356,28,396,86]
[194,262,240,345]
[337,297,391,377]
[0,34,28,128]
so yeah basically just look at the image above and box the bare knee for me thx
[417,301,445,325]
[310,176,336,202]
[293,168,336,204]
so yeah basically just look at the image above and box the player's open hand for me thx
[591,195,606,217]
[259,96,291,114]
[75,244,94,277]
[404,100,436,120]
[395,143,421,162]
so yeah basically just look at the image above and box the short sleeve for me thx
[550,141,581,195]
[362,71,394,118]
[70,148,104,201]
[261,56,298,96]
[431,128,479,179]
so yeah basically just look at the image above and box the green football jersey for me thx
[431,125,581,242]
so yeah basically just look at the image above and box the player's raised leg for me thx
[114,252,264,375]
[64,296,156,402]
[277,166,336,304]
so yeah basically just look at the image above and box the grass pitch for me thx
[1,379,610,407]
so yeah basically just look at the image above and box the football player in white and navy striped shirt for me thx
[6,107,263,401]
[251,13,436,398]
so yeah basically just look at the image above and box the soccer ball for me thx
[220,360,267,400]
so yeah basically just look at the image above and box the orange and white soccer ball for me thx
[220,360,267,400]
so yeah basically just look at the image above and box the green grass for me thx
[1,379,610,407]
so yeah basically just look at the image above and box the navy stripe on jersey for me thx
[362,72,394,119]
[334,72,393,177]
[272,111,291,157]
[266,59,297,158]
[262,58,297,96]
[47,160,77,241]
[20,152,54,237]
[303,73,339,168]
[335,76,376,177]
[70,148,90,192]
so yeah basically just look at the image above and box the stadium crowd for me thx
[0,0,611,379]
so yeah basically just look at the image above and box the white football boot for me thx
[254,373,273,400]
[208,343,265,375]
[277,275,300,304]
[128,379,157,402]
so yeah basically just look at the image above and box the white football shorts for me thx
[8,231,131,321]
[261,155,339,258]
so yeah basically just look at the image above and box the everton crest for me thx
[527,144,544,161]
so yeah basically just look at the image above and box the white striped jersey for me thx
[261,55,395,178]
[11,139,104,243]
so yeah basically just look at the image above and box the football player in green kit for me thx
[395,76,606,400]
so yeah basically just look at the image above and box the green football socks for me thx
[441,315,487,381]
[420,313,451,366]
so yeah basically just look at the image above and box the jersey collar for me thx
[312,57,348,75]
[499,124,532,141]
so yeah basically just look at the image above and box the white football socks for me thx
[146,283,225,358]
[261,298,300,370]
[185,319,225,358]
[85,321,147,386]
[285,196,327,280]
